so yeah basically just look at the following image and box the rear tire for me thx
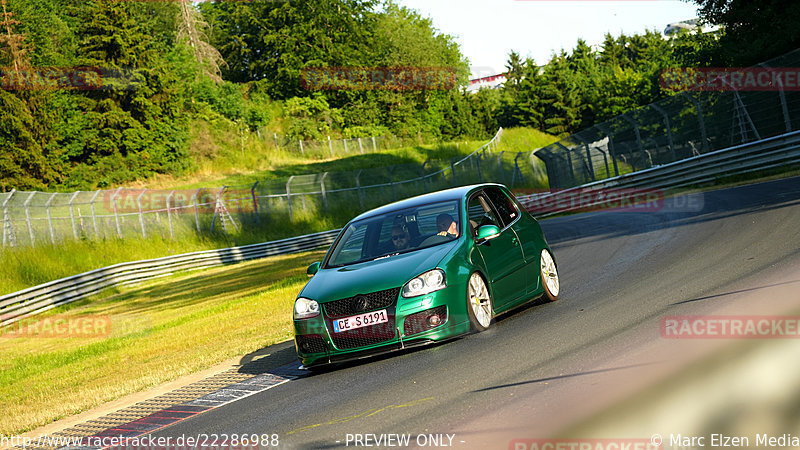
[467,272,493,331]
[540,249,560,301]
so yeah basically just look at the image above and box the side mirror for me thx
[476,225,501,242]
[307,262,321,277]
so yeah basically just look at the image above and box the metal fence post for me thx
[593,147,610,178]
[45,192,57,245]
[372,136,377,152]
[421,160,429,193]
[758,63,792,132]
[299,140,304,155]
[650,104,677,162]
[251,181,260,225]
[328,136,334,157]
[496,151,505,183]
[192,189,201,233]
[476,154,483,183]
[595,124,620,177]
[621,114,646,170]
[167,190,175,239]
[111,187,123,238]
[137,190,147,238]
[344,139,349,153]
[274,132,279,149]
[23,192,36,245]
[321,172,329,211]
[688,95,710,154]
[2,189,15,248]
[555,142,577,186]
[512,152,525,187]
[575,135,596,181]
[355,170,364,209]
[286,176,295,221]
[358,137,364,154]
[89,190,101,238]
[210,187,225,232]
[68,191,79,240]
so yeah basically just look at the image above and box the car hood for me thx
[300,242,459,303]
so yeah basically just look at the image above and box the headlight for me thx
[294,297,320,319]
[402,269,446,298]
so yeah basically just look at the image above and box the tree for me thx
[692,0,800,65]
[202,0,379,98]
[177,1,225,83]
[0,0,29,76]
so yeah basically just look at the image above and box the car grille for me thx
[403,306,447,336]
[323,287,401,318]
[329,319,397,349]
[295,334,327,354]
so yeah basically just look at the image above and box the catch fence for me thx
[535,49,800,189]
[1,128,551,248]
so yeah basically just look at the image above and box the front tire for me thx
[467,272,493,331]
[540,249,560,301]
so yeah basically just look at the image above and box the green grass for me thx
[496,127,558,154]
[135,118,491,190]
[0,250,325,435]
[0,127,554,297]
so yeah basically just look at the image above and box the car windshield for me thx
[325,200,462,268]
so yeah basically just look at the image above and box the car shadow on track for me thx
[232,294,557,377]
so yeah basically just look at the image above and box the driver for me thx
[391,224,411,250]
[436,213,459,238]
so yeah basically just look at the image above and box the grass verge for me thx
[0,249,325,435]
[0,128,554,296]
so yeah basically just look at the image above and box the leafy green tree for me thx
[202,0,378,98]
[693,0,800,65]
[0,90,61,190]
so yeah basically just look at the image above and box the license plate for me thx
[333,309,389,333]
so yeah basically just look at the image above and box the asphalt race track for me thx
[150,177,800,449]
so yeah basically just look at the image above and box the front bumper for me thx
[293,284,471,367]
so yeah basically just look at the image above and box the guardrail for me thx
[0,229,341,326]
[0,129,506,248]
[4,128,799,328]
[518,129,800,217]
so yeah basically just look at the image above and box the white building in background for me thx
[465,18,717,94]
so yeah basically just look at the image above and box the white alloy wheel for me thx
[468,272,492,331]
[540,249,560,301]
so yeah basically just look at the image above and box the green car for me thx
[293,183,560,369]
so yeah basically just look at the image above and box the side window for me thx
[467,193,500,237]
[485,187,520,228]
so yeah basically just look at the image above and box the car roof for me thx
[350,183,507,221]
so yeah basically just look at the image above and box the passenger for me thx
[436,213,459,238]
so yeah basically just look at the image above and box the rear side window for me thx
[467,193,500,237]
[485,187,520,228]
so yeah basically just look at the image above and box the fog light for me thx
[428,315,442,327]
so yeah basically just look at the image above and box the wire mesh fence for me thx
[1,128,553,248]
[535,49,800,189]
[269,134,392,158]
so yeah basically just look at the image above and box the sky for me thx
[395,0,701,79]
